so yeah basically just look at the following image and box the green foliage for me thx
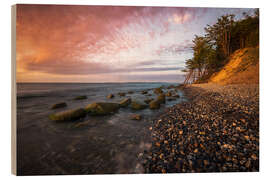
[183,9,259,84]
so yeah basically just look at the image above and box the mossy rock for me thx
[119,98,132,107]
[49,108,86,121]
[131,101,148,110]
[74,95,87,100]
[149,100,161,109]
[130,114,142,120]
[51,102,67,109]
[154,88,163,94]
[107,94,114,99]
[118,92,126,96]
[144,98,154,104]
[157,93,166,104]
[85,102,120,115]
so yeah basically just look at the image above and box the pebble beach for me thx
[142,83,259,173]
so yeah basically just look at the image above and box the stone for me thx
[119,98,132,107]
[49,108,86,121]
[131,101,148,110]
[85,102,120,115]
[149,100,161,109]
[118,92,126,96]
[157,93,166,104]
[144,98,154,104]
[141,90,148,94]
[73,95,87,100]
[130,114,142,120]
[107,94,114,99]
[51,102,67,109]
[153,88,163,94]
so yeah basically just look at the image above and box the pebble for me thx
[142,84,259,173]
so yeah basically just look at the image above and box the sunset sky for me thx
[16,5,253,83]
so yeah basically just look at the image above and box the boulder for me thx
[141,90,148,94]
[144,98,154,104]
[167,85,175,89]
[51,102,67,109]
[149,100,161,109]
[130,114,142,120]
[157,93,166,104]
[119,98,132,107]
[118,92,126,96]
[131,101,148,110]
[127,91,134,94]
[49,108,86,121]
[165,91,173,97]
[74,95,87,100]
[85,102,120,115]
[172,94,180,98]
[167,97,177,101]
[107,94,114,99]
[154,88,163,94]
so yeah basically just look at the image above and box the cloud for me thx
[16,5,253,82]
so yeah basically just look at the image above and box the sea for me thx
[16,82,186,175]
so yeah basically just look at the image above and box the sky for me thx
[16,5,254,83]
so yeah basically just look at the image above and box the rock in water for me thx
[73,95,87,100]
[141,90,148,94]
[131,101,148,110]
[49,108,86,121]
[107,94,114,99]
[144,98,154,104]
[154,88,163,94]
[149,100,161,109]
[157,93,166,104]
[51,102,67,109]
[172,94,180,98]
[165,91,173,97]
[85,102,120,115]
[130,114,142,120]
[119,98,132,107]
[118,92,126,96]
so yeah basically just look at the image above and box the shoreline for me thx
[143,83,259,173]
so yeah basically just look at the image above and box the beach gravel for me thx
[143,83,259,173]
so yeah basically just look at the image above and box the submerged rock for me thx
[141,90,148,94]
[172,94,180,98]
[51,102,67,109]
[154,88,163,94]
[130,114,142,120]
[131,101,148,110]
[118,92,126,96]
[73,95,87,100]
[107,94,114,99]
[157,93,166,104]
[167,97,177,101]
[85,102,120,115]
[165,91,173,97]
[119,98,132,107]
[49,108,86,121]
[149,100,161,109]
[144,98,154,104]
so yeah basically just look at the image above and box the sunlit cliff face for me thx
[16,5,252,82]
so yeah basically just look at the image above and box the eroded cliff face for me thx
[209,47,259,85]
